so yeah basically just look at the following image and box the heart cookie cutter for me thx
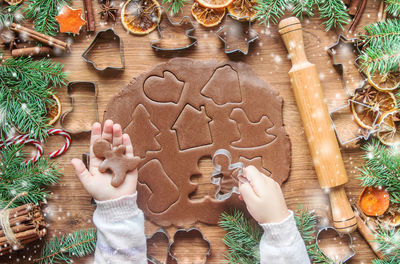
[147,227,211,264]
[211,149,246,201]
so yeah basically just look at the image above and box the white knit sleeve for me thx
[259,210,311,264]
[93,193,147,264]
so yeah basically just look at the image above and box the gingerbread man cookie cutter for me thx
[211,149,246,201]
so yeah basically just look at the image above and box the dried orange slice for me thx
[351,86,397,129]
[121,0,161,35]
[227,0,258,21]
[377,113,400,146]
[197,0,233,10]
[358,186,390,217]
[367,70,400,91]
[46,94,62,126]
[191,2,225,27]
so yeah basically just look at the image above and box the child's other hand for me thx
[71,120,138,201]
[239,166,290,224]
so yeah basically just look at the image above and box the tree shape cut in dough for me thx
[201,65,242,105]
[144,71,185,104]
[138,159,179,213]
[124,104,161,158]
[172,105,212,150]
[230,108,276,148]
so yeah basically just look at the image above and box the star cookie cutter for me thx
[327,34,366,97]
[216,13,259,55]
[211,149,246,201]
[316,226,356,263]
[150,7,197,51]
[82,28,124,71]
[329,98,381,145]
[146,227,211,264]
[60,81,99,134]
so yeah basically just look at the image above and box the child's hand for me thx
[71,120,138,201]
[239,166,290,224]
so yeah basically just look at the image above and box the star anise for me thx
[99,0,118,22]
[355,86,378,105]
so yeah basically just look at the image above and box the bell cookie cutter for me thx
[147,227,211,264]
[316,226,356,263]
[327,34,366,97]
[211,149,246,201]
[82,28,124,71]
[60,81,99,134]
[216,13,258,55]
[150,7,197,51]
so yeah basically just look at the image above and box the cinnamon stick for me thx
[348,0,361,16]
[348,0,367,32]
[11,47,53,57]
[83,0,96,32]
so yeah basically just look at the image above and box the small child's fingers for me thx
[102,119,114,143]
[122,133,134,157]
[71,158,93,186]
[243,166,265,196]
[239,182,258,205]
[90,123,102,166]
[112,124,123,146]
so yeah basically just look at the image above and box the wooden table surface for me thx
[2,0,383,263]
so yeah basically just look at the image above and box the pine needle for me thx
[385,0,400,17]
[317,0,350,31]
[0,4,23,30]
[162,0,188,14]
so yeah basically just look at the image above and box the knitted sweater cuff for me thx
[94,193,140,223]
[259,210,297,243]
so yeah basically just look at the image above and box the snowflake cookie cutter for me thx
[60,81,99,134]
[147,227,211,264]
[150,7,197,51]
[211,149,246,201]
[327,34,366,97]
[329,98,381,146]
[216,13,259,55]
[316,226,356,263]
[82,28,124,72]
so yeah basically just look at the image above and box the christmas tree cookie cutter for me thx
[82,28,124,72]
[211,149,246,201]
[150,7,197,51]
[60,81,99,134]
[327,34,366,97]
[216,13,259,55]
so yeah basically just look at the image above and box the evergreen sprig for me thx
[0,4,23,29]
[34,228,97,264]
[24,0,71,36]
[255,0,350,31]
[0,143,61,208]
[385,0,400,17]
[162,0,188,14]
[361,19,400,47]
[358,140,400,204]
[0,57,67,140]
[374,225,400,261]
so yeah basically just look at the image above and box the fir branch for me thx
[358,141,400,204]
[0,144,61,208]
[0,4,23,30]
[24,0,71,36]
[374,225,400,262]
[162,0,188,14]
[361,19,400,48]
[359,40,400,74]
[317,0,350,31]
[255,0,288,25]
[34,228,97,264]
[290,0,315,19]
[385,0,400,17]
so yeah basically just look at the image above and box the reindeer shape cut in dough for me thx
[93,139,141,187]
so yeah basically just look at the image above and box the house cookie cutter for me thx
[82,28,124,71]
[327,34,366,97]
[150,7,197,51]
[316,226,356,263]
[216,14,259,55]
[211,149,246,201]
[60,81,99,134]
[147,227,211,264]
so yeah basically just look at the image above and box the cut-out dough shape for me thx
[230,108,276,148]
[172,105,212,150]
[238,156,271,177]
[138,159,179,213]
[201,65,241,105]
[125,104,161,158]
[93,139,141,187]
[144,71,185,104]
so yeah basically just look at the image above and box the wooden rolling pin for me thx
[278,17,357,234]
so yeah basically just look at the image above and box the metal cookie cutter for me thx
[82,28,124,71]
[150,7,197,51]
[316,226,356,263]
[329,98,381,145]
[211,149,245,201]
[147,229,171,264]
[216,14,258,55]
[327,34,366,97]
[60,81,99,134]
